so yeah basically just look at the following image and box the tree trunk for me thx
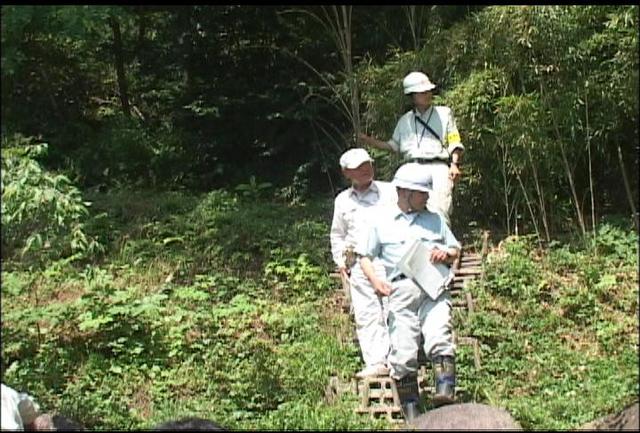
[39,69,63,121]
[403,6,427,52]
[498,137,512,234]
[326,5,359,145]
[527,148,551,242]
[617,143,639,233]
[511,156,543,247]
[584,82,596,237]
[109,16,130,116]
[557,134,587,237]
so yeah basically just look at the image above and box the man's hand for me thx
[371,278,393,296]
[339,266,350,279]
[357,133,393,151]
[449,163,462,183]
[430,247,450,264]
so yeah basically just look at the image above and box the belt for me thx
[391,273,408,282]
[408,158,448,164]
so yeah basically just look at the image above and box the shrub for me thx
[1,134,102,265]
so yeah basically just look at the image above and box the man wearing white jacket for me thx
[330,148,397,378]
[358,71,465,225]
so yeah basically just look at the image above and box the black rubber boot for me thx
[432,355,456,407]
[395,374,421,422]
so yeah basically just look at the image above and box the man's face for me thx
[407,189,429,211]
[411,91,433,108]
[343,161,374,187]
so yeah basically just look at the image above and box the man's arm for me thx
[329,199,349,276]
[358,133,395,152]
[446,108,464,183]
[354,218,392,296]
[431,219,462,265]
[360,256,392,296]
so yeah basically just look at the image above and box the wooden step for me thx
[461,255,482,262]
[455,268,482,276]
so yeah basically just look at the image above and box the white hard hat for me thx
[402,71,436,95]
[339,148,373,169]
[392,163,433,192]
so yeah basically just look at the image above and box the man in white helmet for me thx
[358,71,464,225]
[330,148,397,379]
[355,162,460,422]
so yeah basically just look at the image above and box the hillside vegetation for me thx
[1,185,637,429]
[1,4,638,430]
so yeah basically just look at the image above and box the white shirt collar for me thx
[414,106,433,120]
[349,180,379,199]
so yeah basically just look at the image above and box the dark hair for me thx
[153,417,227,431]
[51,414,85,430]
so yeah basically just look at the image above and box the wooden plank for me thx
[455,268,482,275]
[367,389,394,399]
[466,292,475,314]
[390,379,401,407]
[461,256,482,262]
[453,274,476,280]
[357,406,402,414]
[453,277,476,284]
[361,378,370,407]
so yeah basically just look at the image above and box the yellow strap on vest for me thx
[447,132,461,144]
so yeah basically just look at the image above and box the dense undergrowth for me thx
[1,188,638,430]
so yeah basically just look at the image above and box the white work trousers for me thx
[427,162,454,225]
[349,260,390,367]
[387,278,455,380]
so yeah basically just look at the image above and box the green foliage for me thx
[264,251,333,302]
[2,188,637,430]
[592,222,639,260]
[234,175,272,200]
[464,226,638,429]
[1,134,102,264]
[70,115,157,187]
[1,4,639,430]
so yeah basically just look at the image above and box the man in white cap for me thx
[330,148,397,379]
[358,71,464,225]
[355,162,461,421]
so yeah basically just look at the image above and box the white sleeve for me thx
[445,108,464,154]
[388,121,402,152]
[329,199,347,268]
[1,384,25,430]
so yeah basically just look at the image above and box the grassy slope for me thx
[1,189,637,430]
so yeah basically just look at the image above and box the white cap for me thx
[403,71,436,94]
[339,148,373,169]
[392,163,433,192]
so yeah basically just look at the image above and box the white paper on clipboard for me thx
[397,239,452,300]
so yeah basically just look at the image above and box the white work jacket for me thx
[388,106,464,161]
[330,180,397,268]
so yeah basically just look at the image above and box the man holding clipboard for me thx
[355,163,461,422]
